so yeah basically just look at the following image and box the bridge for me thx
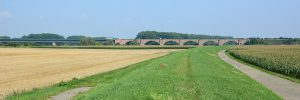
[115,39,248,46]
[0,39,249,46]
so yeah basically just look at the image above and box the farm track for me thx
[0,48,179,99]
[219,50,300,100]
[51,87,92,100]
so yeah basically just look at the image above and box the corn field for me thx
[227,45,300,79]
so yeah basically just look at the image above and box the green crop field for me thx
[6,47,281,100]
[228,45,300,80]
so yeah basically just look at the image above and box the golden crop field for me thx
[228,45,300,79]
[0,48,179,98]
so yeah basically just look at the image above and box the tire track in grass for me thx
[185,50,200,99]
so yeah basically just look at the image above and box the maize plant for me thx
[227,45,300,79]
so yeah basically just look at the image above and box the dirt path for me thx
[218,50,300,100]
[51,87,91,100]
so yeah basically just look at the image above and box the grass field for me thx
[6,47,281,100]
[0,48,179,99]
[227,45,300,79]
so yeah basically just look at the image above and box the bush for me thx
[80,37,96,46]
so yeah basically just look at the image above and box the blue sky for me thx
[0,0,300,38]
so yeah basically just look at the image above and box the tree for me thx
[245,38,262,45]
[67,35,86,40]
[22,33,65,39]
[0,36,10,39]
[80,37,96,45]
[283,38,296,45]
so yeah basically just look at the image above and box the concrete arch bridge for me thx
[114,39,248,46]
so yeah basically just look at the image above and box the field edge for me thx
[225,50,300,84]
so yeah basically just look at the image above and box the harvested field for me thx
[0,48,179,98]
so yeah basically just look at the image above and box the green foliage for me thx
[164,41,179,45]
[228,46,300,79]
[245,38,300,45]
[101,40,114,45]
[22,33,65,39]
[80,37,96,46]
[0,36,10,39]
[223,41,238,46]
[144,41,160,45]
[203,41,218,46]
[2,42,45,47]
[282,38,297,45]
[57,81,69,87]
[67,35,86,40]
[183,41,199,45]
[6,42,19,47]
[126,41,140,45]
[6,47,281,100]
[136,31,234,39]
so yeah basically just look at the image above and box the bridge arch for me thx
[183,41,199,45]
[144,41,160,45]
[203,41,218,46]
[125,41,140,45]
[164,41,179,45]
[223,41,239,46]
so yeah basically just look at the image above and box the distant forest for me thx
[22,33,65,39]
[0,33,109,40]
[246,38,300,45]
[1,32,234,40]
[136,31,233,39]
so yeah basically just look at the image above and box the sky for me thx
[0,0,300,39]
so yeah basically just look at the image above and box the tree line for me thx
[246,38,300,45]
[1,33,110,40]
[2,32,234,40]
[0,33,114,46]
[135,31,234,39]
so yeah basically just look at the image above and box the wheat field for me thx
[0,48,179,98]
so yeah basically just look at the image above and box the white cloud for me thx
[0,10,12,18]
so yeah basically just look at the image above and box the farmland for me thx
[227,45,300,79]
[6,47,281,100]
[0,48,179,98]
